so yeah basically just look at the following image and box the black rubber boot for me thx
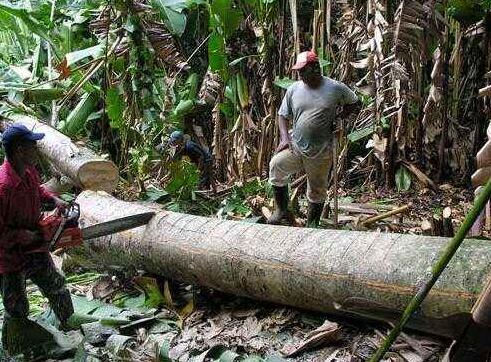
[2,317,55,357]
[267,186,292,225]
[307,202,324,228]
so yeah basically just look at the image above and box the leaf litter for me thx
[0,272,447,361]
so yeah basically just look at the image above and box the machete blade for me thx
[81,212,155,240]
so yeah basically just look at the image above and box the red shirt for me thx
[0,160,55,273]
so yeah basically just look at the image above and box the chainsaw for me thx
[37,203,155,252]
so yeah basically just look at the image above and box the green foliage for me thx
[152,0,188,36]
[60,92,97,136]
[209,0,242,37]
[143,185,170,202]
[229,55,257,67]
[0,3,55,54]
[348,125,374,143]
[165,160,199,201]
[380,116,390,130]
[167,73,199,126]
[208,31,228,74]
[218,178,270,218]
[106,87,125,129]
[395,166,411,191]
[207,0,243,80]
[133,277,167,308]
[64,44,103,67]
[173,99,194,117]
[24,88,64,103]
[129,145,155,184]
[273,76,295,89]
[447,0,490,24]
[236,73,249,108]
[358,93,373,108]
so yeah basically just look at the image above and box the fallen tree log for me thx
[4,115,118,192]
[73,191,491,339]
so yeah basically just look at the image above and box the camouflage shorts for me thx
[0,252,73,322]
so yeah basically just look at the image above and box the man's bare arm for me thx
[276,116,292,153]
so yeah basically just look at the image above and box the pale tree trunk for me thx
[7,115,118,193]
[72,191,491,339]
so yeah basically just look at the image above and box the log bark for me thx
[479,84,491,97]
[471,166,491,187]
[73,191,491,339]
[5,115,118,192]
[476,140,491,169]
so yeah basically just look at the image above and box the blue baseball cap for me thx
[1,123,45,146]
[169,130,184,146]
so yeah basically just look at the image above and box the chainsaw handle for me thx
[60,202,80,222]
[69,202,80,222]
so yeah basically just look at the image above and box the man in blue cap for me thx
[169,130,214,190]
[0,124,74,355]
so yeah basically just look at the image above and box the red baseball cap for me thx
[292,51,319,70]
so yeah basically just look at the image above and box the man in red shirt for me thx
[0,124,74,355]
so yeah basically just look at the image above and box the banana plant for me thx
[60,91,98,137]
[207,0,243,81]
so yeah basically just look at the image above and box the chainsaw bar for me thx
[81,212,155,240]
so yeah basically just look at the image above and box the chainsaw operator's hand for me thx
[53,197,69,212]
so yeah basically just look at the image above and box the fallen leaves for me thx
[280,320,341,357]
[25,273,447,361]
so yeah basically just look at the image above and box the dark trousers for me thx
[0,252,73,331]
[199,160,213,188]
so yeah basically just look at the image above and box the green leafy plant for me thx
[105,87,125,129]
[348,125,374,143]
[207,0,243,80]
[395,166,411,191]
[447,0,490,24]
[165,160,199,202]
[218,178,270,218]
[273,76,295,89]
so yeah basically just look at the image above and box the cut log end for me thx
[7,115,119,193]
[79,161,119,193]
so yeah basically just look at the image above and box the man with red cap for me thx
[268,51,360,227]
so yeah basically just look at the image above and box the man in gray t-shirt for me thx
[268,51,360,227]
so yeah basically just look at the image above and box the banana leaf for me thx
[24,88,64,103]
[64,44,104,67]
[62,92,98,136]
[0,3,60,57]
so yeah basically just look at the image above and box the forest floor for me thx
[332,183,476,235]
[0,269,448,362]
[0,181,482,361]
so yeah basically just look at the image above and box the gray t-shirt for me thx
[278,76,358,158]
